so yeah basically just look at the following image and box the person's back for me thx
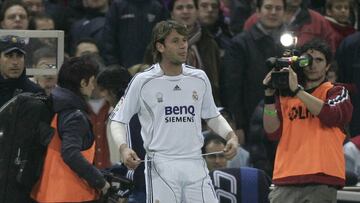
[0,92,53,203]
[102,0,168,68]
[336,32,360,138]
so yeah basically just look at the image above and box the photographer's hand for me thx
[263,70,276,96]
[288,67,299,92]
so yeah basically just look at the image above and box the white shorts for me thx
[145,153,218,203]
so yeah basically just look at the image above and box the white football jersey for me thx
[111,63,219,157]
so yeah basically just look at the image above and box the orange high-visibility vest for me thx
[274,82,345,180]
[31,114,98,202]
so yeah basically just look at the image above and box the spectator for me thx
[229,0,256,34]
[202,134,228,171]
[102,0,168,68]
[22,0,45,17]
[325,0,356,48]
[168,0,222,105]
[32,46,57,95]
[74,38,100,57]
[244,0,340,53]
[69,0,109,55]
[336,32,360,138]
[263,39,352,202]
[29,13,55,30]
[0,35,43,107]
[222,0,285,144]
[197,0,233,57]
[0,0,29,30]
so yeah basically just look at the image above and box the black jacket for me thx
[51,86,106,189]
[222,24,283,132]
[0,92,53,203]
[101,0,168,68]
[0,71,43,108]
[69,9,106,55]
[336,32,360,137]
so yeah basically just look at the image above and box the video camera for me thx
[266,52,312,90]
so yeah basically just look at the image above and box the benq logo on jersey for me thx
[164,105,195,123]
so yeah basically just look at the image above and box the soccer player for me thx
[110,20,238,203]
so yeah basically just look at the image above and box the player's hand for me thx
[101,181,110,195]
[223,132,238,160]
[120,144,140,170]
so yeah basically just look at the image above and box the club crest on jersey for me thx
[156,92,163,103]
[192,91,198,101]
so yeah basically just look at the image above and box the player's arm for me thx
[206,115,238,160]
[109,120,140,169]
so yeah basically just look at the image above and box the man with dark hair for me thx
[32,46,57,95]
[0,0,29,30]
[222,0,285,146]
[263,38,352,202]
[202,134,228,171]
[74,38,100,57]
[110,20,238,203]
[196,0,233,58]
[0,35,43,107]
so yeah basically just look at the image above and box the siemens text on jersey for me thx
[164,105,195,123]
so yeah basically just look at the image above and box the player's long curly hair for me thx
[151,20,188,63]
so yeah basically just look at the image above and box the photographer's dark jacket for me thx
[0,71,43,107]
[267,82,352,187]
[222,23,283,132]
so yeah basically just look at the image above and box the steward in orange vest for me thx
[31,58,109,202]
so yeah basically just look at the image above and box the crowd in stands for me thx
[1,0,360,202]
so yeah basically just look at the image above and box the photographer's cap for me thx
[0,35,26,55]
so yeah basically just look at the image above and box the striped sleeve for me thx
[318,85,353,127]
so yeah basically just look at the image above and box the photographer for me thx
[263,39,353,203]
